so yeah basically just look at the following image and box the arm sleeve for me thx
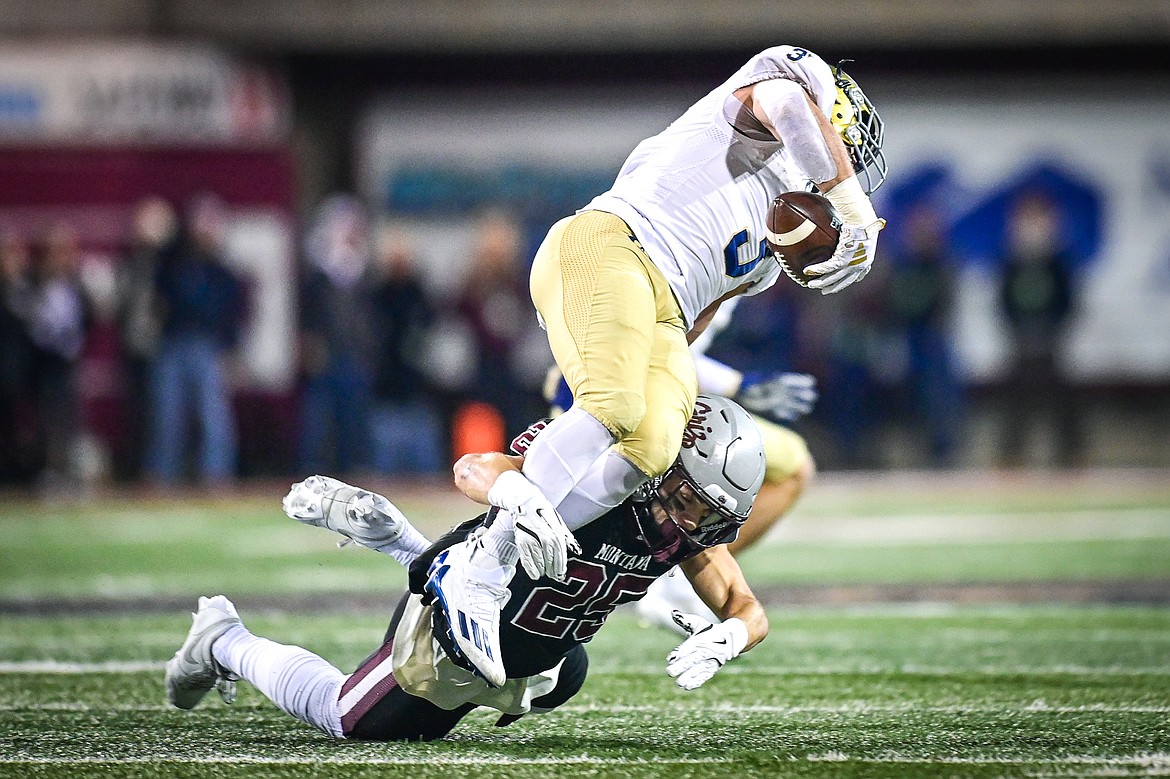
[751,77,836,183]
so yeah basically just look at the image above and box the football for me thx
[764,191,842,287]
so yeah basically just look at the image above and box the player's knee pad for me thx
[579,390,646,441]
[617,426,682,478]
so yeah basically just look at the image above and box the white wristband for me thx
[723,617,750,657]
[487,470,539,512]
[824,177,878,227]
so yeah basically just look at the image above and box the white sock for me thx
[212,624,345,738]
[351,490,432,567]
[556,449,647,530]
[521,407,616,509]
[374,523,431,568]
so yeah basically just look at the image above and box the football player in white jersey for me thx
[431,45,886,686]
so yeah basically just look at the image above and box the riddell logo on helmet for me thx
[681,400,714,449]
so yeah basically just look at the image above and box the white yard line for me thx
[3,659,1170,676]
[3,701,1169,715]
[804,753,1170,767]
[1,754,1167,767]
[0,756,728,765]
[555,703,1170,714]
[0,660,161,673]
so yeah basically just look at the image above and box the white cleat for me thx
[636,568,717,636]
[424,539,511,688]
[282,475,409,554]
[165,595,242,710]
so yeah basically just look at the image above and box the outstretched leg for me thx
[165,596,346,738]
[282,475,432,566]
[213,619,347,738]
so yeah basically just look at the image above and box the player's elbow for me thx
[453,452,517,504]
[743,602,769,652]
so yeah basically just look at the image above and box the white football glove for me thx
[488,471,580,582]
[666,611,749,690]
[282,475,407,553]
[805,219,885,295]
[735,371,819,422]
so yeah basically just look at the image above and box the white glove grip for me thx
[723,617,750,657]
[666,615,751,690]
[824,176,878,227]
[487,470,541,512]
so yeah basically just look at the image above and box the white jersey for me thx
[585,45,838,329]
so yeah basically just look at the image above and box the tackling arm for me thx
[664,546,768,689]
[453,451,524,505]
[452,450,581,581]
[680,545,768,650]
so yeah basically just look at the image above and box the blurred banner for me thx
[0,41,288,144]
[882,89,1170,384]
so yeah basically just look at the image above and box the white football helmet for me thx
[633,395,766,562]
[830,64,888,195]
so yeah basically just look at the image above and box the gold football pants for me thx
[753,414,812,483]
[529,210,696,478]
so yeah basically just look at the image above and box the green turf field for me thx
[2,471,1169,777]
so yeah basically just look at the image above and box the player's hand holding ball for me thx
[806,218,884,294]
[666,611,749,690]
[765,180,884,295]
[765,191,842,289]
[811,175,886,294]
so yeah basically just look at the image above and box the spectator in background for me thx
[115,196,177,482]
[0,230,35,484]
[997,190,1081,468]
[296,194,376,477]
[25,223,90,493]
[455,211,546,439]
[885,202,964,467]
[147,193,244,487]
[368,228,443,475]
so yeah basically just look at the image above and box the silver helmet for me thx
[634,395,766,561]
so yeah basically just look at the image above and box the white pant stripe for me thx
[337,653,396,717]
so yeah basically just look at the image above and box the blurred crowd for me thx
[0,187,1089,495]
